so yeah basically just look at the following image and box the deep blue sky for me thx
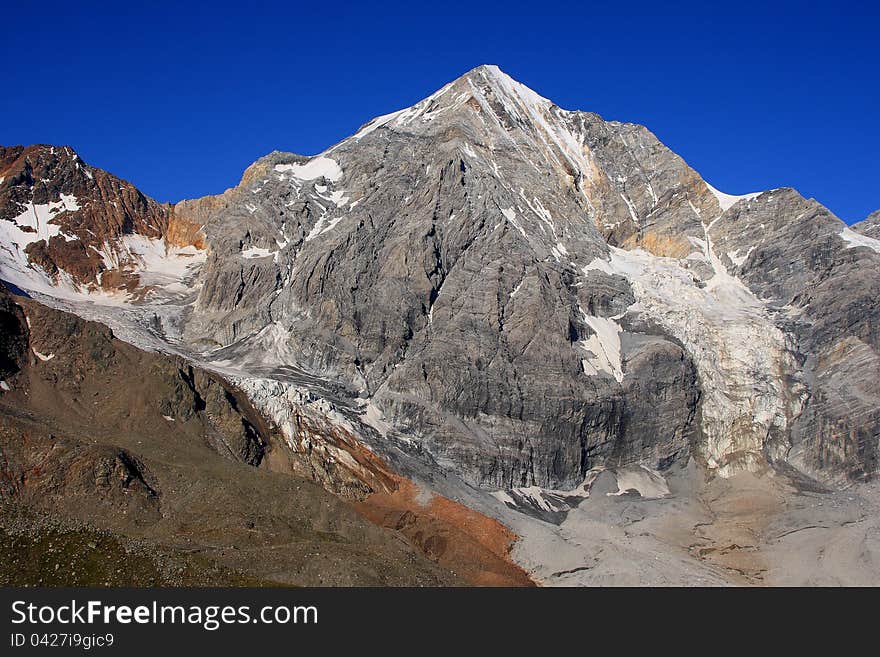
[3,1,877,222]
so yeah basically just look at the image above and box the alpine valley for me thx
[2,65,879,586]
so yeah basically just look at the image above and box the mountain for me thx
[2,65,879,585]
[172,64,877,488]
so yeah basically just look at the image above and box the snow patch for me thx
[360,401,394,438]
[578,312,624,382]
[0,197,120,301]
[305,214,346,242]
[550,242,569,261]
[608,466,669,499]
[728,246,755,267]
[839,227,880,254]
[240,246,274,259]
[274,156,343,182]
[2,196,81,247]
[705,182,762,212]
[491,469,604,514]
[509,278,525,299]
[315,187,350,208]
[58,194,80,212]
[500,206,529,239]
[121,236,206,291]
[583,256,615,275]
[349,108,410,141]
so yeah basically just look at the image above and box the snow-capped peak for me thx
[340,65,555,146]
[472,64,554,110]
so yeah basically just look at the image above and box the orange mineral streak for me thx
[263,408,533,586]
[621,231,693,259]
[355,478,535,587]
[163,210,206,250]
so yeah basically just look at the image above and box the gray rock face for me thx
[709,190,880,482]
[853,209,880,240]
[2,65,878,491]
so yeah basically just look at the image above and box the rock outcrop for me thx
[853,209,880,239]
[0,145,204,296]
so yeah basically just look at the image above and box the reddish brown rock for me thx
[0,145,205,290]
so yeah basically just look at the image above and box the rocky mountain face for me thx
[0,145,204,297]
[0,285,532,585]
[1,64,878,508]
